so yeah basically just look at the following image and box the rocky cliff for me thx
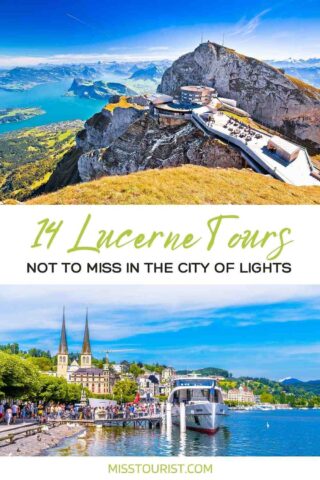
[41,95,243,192]
[41,96,147,192]
[76,95,147,151]
[158,42,320,152]
[77,115,243,182]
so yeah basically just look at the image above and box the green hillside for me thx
[26,165,320,205]
[0,120,83,201]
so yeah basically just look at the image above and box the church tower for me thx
[57,307,69,378]
[80,309,92,368]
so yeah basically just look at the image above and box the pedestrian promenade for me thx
[0,420,37,433]
[192,110,320,186]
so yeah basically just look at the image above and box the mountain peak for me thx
[159,42,320,154]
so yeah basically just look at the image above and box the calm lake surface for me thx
[47,410,320,456]
[0,80,107,134]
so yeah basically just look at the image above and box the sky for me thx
[0,0,319,67]
[0,285,320,381]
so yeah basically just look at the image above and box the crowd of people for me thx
[0,400,162,425]
[96,402,161,420]
[0,401,94,424]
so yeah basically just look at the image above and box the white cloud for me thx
[147,46,169,52]
[229,9,271,37]
[0,50,177,68]
[0,285,319,342]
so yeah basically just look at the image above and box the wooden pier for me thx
[0,414,164,447]
[97,415,162,429]
[51,415,163,429]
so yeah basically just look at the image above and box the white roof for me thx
[268,135,300,155]
[192,106,211,115]
[145,93,173,104]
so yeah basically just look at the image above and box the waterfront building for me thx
[56,309,119,394]
[112,363,129,375]
[80,312,92,368]
[223,385,255,404]
[57,307,69,379]
[161,367,176,383]
[137,374,161,400]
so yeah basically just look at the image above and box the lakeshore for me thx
[1,409,319,456]
[0,422,83,456]
[45,410,320,457]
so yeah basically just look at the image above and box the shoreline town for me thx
[1,310,320,455]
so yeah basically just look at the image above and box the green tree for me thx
[260,392,274,404]
[28,356,53,371]
[65,383,82,403]
[0,352,40,399]
[113,379,138,403]
[37,375,82,403]
[27,348,51,358]
[37,376,68,403]
[0,343,20,355]
[219,380,238,390]
[129,363,145,378]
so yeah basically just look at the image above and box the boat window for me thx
[214,390,220,403]
[174,379,215,387]
[191,389,210,401]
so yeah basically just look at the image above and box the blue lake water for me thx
[47,410,320,456]
[0,80,107,135]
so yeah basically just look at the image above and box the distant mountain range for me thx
[129,64,165,81]
[279,377,303,384]
[68,79,137,99]
[267,58,320,68]
[0,60,172,92]
[280,377,320,394]
[267,58,320,87]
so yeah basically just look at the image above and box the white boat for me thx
[168,376,228,434]
[255,404,276,411]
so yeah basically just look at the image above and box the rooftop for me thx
[181,85,216,93]
[155,101,200,113]
[72,367,104,375]
[268,135,300,155]
[145,93,173,104]
[196,112,319,186]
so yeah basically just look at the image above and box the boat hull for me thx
[172,402,226,435]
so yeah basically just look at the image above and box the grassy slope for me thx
[0,122,82,201]
[26,165,320,205]
[285,74,320,99]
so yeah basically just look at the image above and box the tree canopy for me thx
[0,352,39,399]
[112,379,138,403]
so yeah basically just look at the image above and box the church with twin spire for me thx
[57,308,118,395]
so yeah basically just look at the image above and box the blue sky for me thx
[0,285,319,381]
[0,0,319,66]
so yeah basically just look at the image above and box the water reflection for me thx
[46,411,320,457]
[48,423,231,457]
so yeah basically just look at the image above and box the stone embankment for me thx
[0,423,83,456]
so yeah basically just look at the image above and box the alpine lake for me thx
[0,80,107,135]
[46,409,320,456]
